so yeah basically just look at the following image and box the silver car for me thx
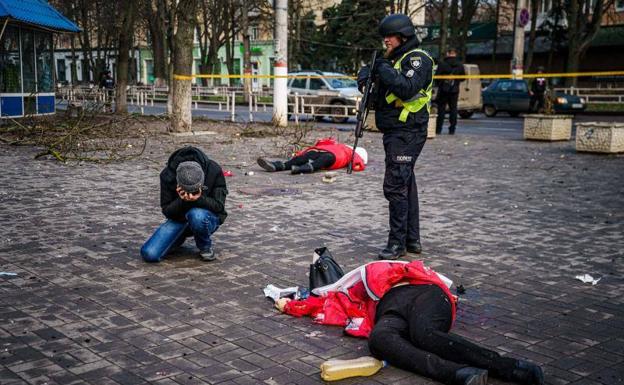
[288,71,360,123]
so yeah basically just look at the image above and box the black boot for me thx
[378,244,406,260]
[510,360,544,385]
[257,158,284,172]
[406,240,422,254]
[455,367,488,385]
[291,164,314,174]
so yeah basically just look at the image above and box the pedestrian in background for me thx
[435,48,465,135]
[530,67,547,112]
[357,13,434,260]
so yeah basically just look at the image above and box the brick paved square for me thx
[1,120,623,384]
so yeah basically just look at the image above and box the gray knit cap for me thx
[176,161,204,193]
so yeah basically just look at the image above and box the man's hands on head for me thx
[176,186,202,202]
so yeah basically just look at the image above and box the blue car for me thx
[482,79,586,117]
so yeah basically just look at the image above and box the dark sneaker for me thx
[378,244,406,260]
[511,360,544,385]
[199,247,216,262]
[257,158,277,172]
[455,367,488,385]
[291,164,314,175]
[406,240,422,254]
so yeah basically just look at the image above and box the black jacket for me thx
[373,37,434,132]
[435,57,465,94]
[160,146,228,224]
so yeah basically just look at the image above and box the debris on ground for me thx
[575,274,601,285]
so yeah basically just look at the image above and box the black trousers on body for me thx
[369,285,518,385]
[436,92,460,134]
[382,128,427,247]
[284,151,335,171]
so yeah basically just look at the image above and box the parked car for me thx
[482,79,586,117]
[287,71,360,123]
[431,64,483,119]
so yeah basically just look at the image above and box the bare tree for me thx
[565,0,615,86]
[196,0,233,87]
[525,0,540,73]
[144,0,170,86]
[170,0,199,132]
[115,1,137,113]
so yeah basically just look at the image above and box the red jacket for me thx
[296,137,366,171]
[283,261,456,338]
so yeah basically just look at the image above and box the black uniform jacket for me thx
[373,36,434,132]
[160,146,228,224]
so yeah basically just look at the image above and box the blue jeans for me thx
[141,208,220,263]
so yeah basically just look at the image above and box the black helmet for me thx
[378,14,415,38]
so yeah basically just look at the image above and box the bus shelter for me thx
[0,0,79,118]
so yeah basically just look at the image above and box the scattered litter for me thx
[245,171,255,176]
[456,284,466,295]
[304,331,323,338]
[323,171,337,184]
[223,170,234,177]
[575,274,601,285]
[263,284,299,302]
[269,225,280,232]
[0,272,17,277]
[156,371,169,376]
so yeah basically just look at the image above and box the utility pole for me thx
[273,0,288,127]
[511,0,528,78]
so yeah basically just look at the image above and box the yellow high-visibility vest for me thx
[385,48,435,122]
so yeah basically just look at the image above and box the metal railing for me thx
[56,85,360,123]
[555,87,624,104]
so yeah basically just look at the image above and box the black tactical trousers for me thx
[436,92,459,134]
[382,128,427,247]
[369,285,518,385]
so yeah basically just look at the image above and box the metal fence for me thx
[56,85,360,123]
[554,87,624,104]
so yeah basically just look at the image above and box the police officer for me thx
[358,14,434,260]
[435,48,465,135]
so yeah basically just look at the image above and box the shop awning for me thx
[0,0,80,33]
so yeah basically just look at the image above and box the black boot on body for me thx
[257,158,285,172]
[455,367,488,385]
[510,360,544,385]
[291,163,314,175]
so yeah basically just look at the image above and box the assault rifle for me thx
[347,50,378,174]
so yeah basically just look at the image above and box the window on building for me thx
[21,29,37,93]
[250,26,260,41]
[36,32,54,92]
[57,59,66,83]
[145,59,154,84]
[233,58,241,86]
[0,26,21,93]
[616,0,624,11]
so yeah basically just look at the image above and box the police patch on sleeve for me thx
[410,56,422,69]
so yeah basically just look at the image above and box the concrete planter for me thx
[365,112,378,132]
[523,114,573,141]
[576,122,624,153]
[427,113,437,139]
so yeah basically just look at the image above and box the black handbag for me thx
[309,247,345,291]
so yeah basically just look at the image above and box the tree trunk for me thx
[170,0,198,133]
[115,1,135,113]
[449,0,458,48]
[492,0,500,67]
[147,0,169,86]
[241,0,252,101]
[525,0,540,73]
[439,0,448,59]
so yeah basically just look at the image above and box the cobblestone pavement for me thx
[1,120,623,385]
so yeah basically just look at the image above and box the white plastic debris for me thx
[575,274,601,285]
[263,284,298,302]
[0,272,17,277]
